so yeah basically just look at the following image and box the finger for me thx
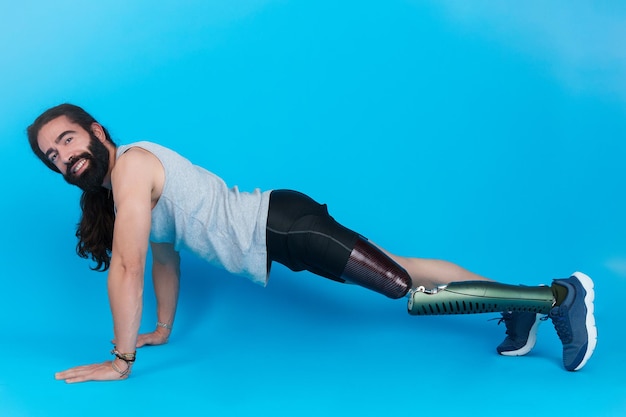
[136,335,155,348]
[56,369,90,381]
[64,375,90,384]
[55,362,108,380]
[134,332,158,348]
[136,335,145,347]
[59,368,101,384]
[56,362,121,383]
[137,332,164,347]
[55,365,94,379]
[136,335,147,348]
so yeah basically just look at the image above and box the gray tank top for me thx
[116,142,272,285]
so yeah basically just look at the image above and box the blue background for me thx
[1,1,625,416]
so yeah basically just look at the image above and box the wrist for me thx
[154,326,171,343]
[110,346,136,378]
[111,357,132,378]
[156,321,173,331]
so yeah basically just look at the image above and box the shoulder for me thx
[111,146,163,191]
[116,146,161,172]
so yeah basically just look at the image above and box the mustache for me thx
[66,152,92,177]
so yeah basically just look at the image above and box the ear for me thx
[90,122,107,143]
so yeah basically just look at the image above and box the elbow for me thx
[111,257,145,280]
[121,263,144,279]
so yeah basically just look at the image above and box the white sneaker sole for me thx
[571,271,597,371]
[499,313,543,356]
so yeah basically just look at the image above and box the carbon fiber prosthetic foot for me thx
[407,281,555,316]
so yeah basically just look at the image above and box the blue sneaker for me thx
[496,311,543,356]
[549,272,597,371]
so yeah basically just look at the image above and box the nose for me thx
[60,151,76,173]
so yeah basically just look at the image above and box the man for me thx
[27,103,597,383]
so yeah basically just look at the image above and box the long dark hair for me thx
[27,104,116,271]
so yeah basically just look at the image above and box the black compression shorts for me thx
[266,189,361,282]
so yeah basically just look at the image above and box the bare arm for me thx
[134,242,180,347]
[106,182,152,362]
[55,148,160,383]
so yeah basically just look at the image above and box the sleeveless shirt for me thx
[116,141,272,285]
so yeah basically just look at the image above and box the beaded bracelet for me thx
[111,359,131,378]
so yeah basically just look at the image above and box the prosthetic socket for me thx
[341,238,411,299]
[408,281,555,316]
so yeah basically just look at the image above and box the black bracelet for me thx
[111,346,136,363]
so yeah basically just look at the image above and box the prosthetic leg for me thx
[407,281,554,315]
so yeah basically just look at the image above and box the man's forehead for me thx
[41,115,76,131]
[38,116,83,142]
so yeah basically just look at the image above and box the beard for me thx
[63,133,111,192]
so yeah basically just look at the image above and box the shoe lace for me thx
[549,307,572,342]
[496,312,513,326]
[491,312,514,336]
[491,312,548,337]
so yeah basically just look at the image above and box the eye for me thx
[64,136,73,144]
[48,151,58,162]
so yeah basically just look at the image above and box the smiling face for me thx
[36,115,112,191]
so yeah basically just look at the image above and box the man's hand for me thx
[55,360,129,384]
[113,327,170,348]
[136,328,170,348]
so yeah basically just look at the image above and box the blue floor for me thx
[2,1,626,416]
